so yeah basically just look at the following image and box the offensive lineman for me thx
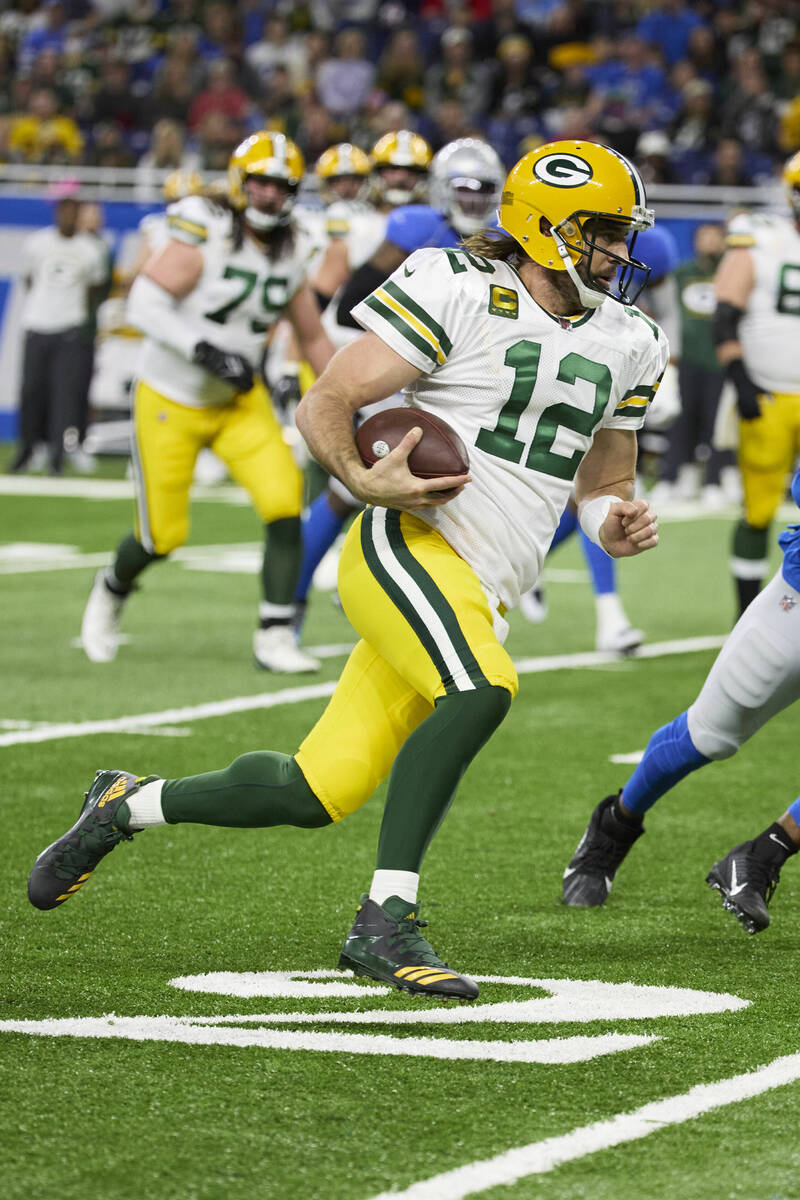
[30,141,665,999]
[79,132,335,673]
[715,151,800,618]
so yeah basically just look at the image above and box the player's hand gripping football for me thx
[599,498,659,558]
[355,426,471,510]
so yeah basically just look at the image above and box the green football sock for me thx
[109,532,162,593]
[161,752,331,828]
[262,516,303,607]
[376,685,512,873]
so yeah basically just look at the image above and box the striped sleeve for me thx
[724,213,756,250]
[352,249,456,371]
[165,197,212,246]
[605,314,670,430]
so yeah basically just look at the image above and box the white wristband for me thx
[579,495,622,548]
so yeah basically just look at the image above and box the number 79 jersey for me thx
[137,195,320,408]
[353,246,669,609]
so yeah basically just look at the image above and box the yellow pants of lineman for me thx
[295,507,519,822]
[131,379,303,556]
[739,392,800,528]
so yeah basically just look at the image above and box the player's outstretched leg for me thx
[562,793,645,907]
[28,769,155,909]
[339,895,479,1001]
[706,824,797,934]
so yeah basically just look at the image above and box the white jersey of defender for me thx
[135,195,321,407]
[322,201,390,349]
[354,246,669,610]
[726,211,800,394]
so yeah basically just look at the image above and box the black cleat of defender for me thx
[706,841,782,934]
[562,793,645,907]
[28,769,151,910]
[339,895,479,1000]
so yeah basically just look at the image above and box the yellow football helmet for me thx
[315,143,372,203]
[162,169,203,202]
[370,130,432,206]
[228,131,305,230]
[499,139,655,307]
[783,150,800,223]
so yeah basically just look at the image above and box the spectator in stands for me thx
[685,24,723,89]
[721,48,781,159]
[426,97,484,152]
[10,86,83,163]
[88,120,136,169]
[294,100,341,164]
[376,28,427,112]
[135,118,201,198]
[424,27,490,117]
[668,78,717,166]
[705,137,750,187]
[316,28,376,118]
[635,0,706,67]
[245,13,310,92]
[260,65,303,141]
[585,33,671,158]
[197,2,240,63]
[18,0,68,71]
[187,59,251,134]
[144,53,196,128]
[195,109,242,172]
[636,129,677,185]
[775,39,800,102]
[89,57,143,135]
[486,34,546,119]
[10,197,109,476]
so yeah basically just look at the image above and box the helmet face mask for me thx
[369,130,432,207]
[500,140,654,308]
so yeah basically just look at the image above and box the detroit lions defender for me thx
[563,461,800,933]
[79,132,335,673]
[31,142,664,999]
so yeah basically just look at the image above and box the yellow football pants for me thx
[296,508,518,821]
[131,379,303,555]
[739,392,800,528]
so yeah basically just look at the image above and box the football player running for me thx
[562,465,800,935]
[79,132,335,673]
[31,141,664,1000]
[294,136,499,624]
[715,151,800,618]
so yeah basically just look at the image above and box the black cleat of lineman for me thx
[706,841,782,934]
[562,793,645,907]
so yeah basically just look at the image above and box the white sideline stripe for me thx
[0,475,250,504]
[367,1052,800,1200]
[0,635,727,749]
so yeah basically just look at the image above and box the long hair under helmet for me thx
[498,139,655,308]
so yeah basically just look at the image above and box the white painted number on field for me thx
[0,972,748,1065]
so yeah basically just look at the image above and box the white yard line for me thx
[0,636,726,750]
[366,1052,800,1200]
[0,475,250,504]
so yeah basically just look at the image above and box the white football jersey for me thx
[322,201,389,349]
[354,247,669,610]
[135,196,321,407]
[22,227,108,333]
[137,210,170,256]
[725,211,800,394]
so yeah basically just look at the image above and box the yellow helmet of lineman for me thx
[228,131,305,229]
[783,150,800,223]
[499,139,655,307]
[315,142,372,203]
[162,169,203,202]
[370,130,432,206]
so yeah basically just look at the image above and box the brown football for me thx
[356,408,470,479]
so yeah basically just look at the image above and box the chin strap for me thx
[552,228,606,309]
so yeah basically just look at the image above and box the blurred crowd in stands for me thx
[0,0,799,189]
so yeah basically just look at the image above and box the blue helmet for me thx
[634,225,680,283]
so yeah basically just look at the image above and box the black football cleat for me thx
[28,769,153,910]
[562,793,645,907]
[706,840,783,934]
[338,895,479,1001]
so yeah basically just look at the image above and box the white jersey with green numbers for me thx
[726,211,800,394]
[135,195,321,408]
[353,246,669,610]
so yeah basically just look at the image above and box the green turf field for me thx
[2,470,797,1200]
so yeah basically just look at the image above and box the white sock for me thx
[595,591,628,632]
[369,869,419,906]
[125,778,166,830]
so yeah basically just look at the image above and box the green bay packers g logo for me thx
[533,153,593,188]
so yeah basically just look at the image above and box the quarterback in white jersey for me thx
[47,142,662,1004]
[713,150,800,617]
[80,132,335,674]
